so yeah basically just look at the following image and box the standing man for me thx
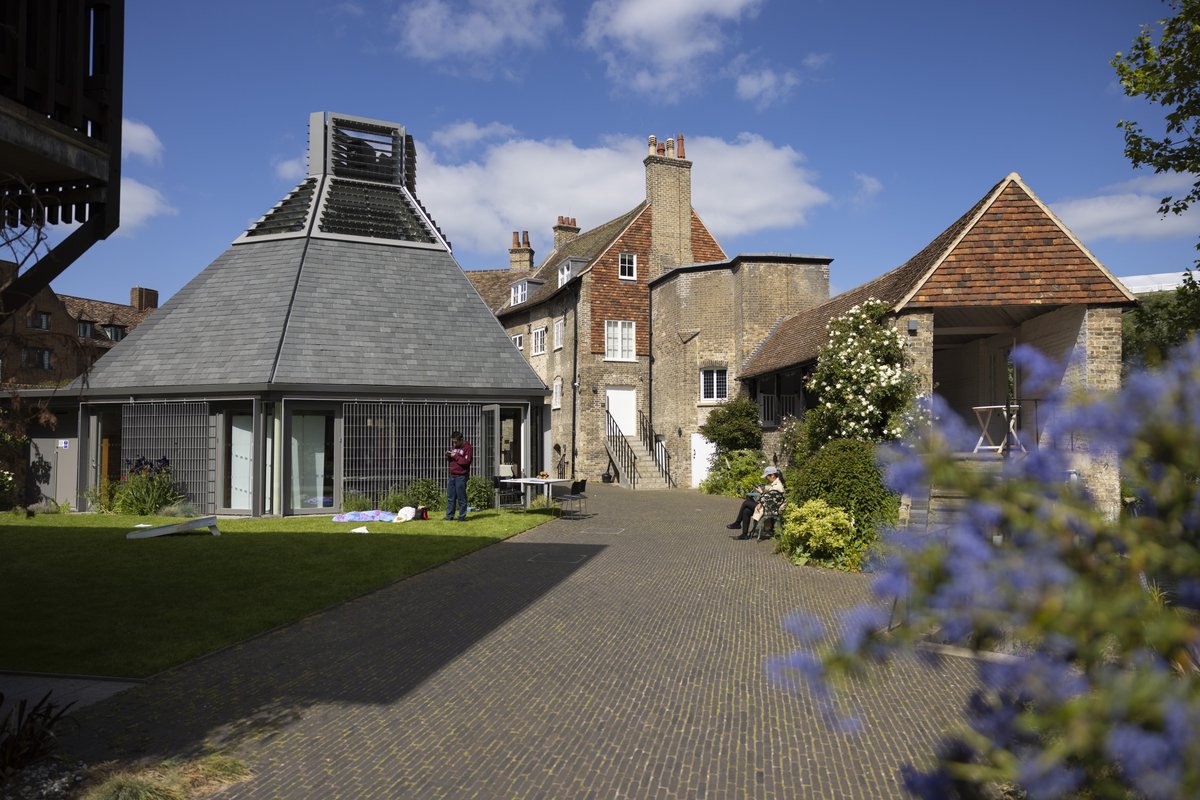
[445,431,473,522]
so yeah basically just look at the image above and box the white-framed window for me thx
[27,311,50,330]
[619,252,636,281]
[532,326,547,355]
[558,262,572,287]
[553,318,564,350]
[552,377,562,409]
[510,282,528,305]
[604,320,636,361]
[511,334,523,350]
[701,368,728,402]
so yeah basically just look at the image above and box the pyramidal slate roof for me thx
[81,112,546,396]
[741,172,1136,379]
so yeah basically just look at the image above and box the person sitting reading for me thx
[727,466,785,540]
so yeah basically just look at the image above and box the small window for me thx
[604,320,636,361]
[532,326,547,355]
[77,321,95,338]
[552,377,562,410]
[619,253,636,281]
[511,334,523,351]
[553,318,564,350]
[558,262,572,288]
[510,282,528,305]
[27,311,50,330]
[20,347,51,370]
[103,324,126,342]
[701,368,728,402]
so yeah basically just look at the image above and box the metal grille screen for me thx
[343,402,481,505]
[122,402,211,510]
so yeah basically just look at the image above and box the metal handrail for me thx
[637,410,675,488]
[605,410,640,488]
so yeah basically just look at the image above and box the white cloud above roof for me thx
[431,121,518,151]
[122,119,163,164]
[117,178,178,236]
[735,66,800,109]
[1052,182,1198,243]
[393,0,563,62]
[584,0,764,98]
[274,155,307,181]
[418,131,829,264]
[849,172,883,208]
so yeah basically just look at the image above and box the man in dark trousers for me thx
[445,431,473,521]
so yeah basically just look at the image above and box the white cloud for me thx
[393,0,563,62]
[334,2,365,16]
[122,119,163,164]
[735,67,800,109]
[850,172,882,208]
[116,178,177,236]
[431,121,518,152]
[1100,172,1199,197]
[274,155,307,181]
[1053,189,1198,242]
[418,131,829,264]
[584,0,764,98]
[802,52,830,69]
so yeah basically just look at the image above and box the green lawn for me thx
[0,509,552,678]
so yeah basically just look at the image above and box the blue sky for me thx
[51,0,1198,304]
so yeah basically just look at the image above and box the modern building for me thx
[27,112,548,515]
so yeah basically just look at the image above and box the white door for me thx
[605,387,637,434]
[691,433,716,488]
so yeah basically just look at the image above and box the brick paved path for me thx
[62,485,977,799]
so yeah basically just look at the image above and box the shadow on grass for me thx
[55,534,604,766]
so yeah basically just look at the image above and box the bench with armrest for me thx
[751,490,786,541]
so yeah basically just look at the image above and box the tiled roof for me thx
[465,268,519,313]
[741,173,1135,379]
[59,295,154,329]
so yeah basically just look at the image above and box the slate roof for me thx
[76,113,546,397]
[741,173,1136,379]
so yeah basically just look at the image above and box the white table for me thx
[972,404,1025,454]
[501,477,572,507]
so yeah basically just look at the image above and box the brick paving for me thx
[61,485,978,798]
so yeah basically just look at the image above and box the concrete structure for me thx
[25,112,548,515]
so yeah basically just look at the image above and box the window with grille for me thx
[701,368,728,402]
[532,327,546,355]
[558,262,571,287]
[510,282,527,305]
[103,324,125,341]
[21,348,51,370]
[122,402,212,511]
[554,318,564,350]
[511,334,523,350]
[78,321,95,338]
[27,312,50,330]
[619,253,636,280]
[605,320,636,361]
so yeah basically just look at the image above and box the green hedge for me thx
[791,438,898,549]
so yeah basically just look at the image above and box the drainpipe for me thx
[647,282,653,440]
[570,281,579,480]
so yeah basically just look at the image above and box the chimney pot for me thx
[666,138,674,157]
[676,134,685,159]
[522,231,530,247]
[512,231,520,247]
[570,217,576,226]
[657,141,665,156]
[648,135,656,156]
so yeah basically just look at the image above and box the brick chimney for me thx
[131,286,159,311]
[644,133,692,280]
[552,215,580,250]
[509,231,534,272]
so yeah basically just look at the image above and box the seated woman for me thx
[728,466,785,540]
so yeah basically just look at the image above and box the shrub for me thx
[379,488,408,514]
[777,499,865,570]
[403,478,445,512]
[84,480,120,514]
[341,493,373,512]
[698,397,763,453]
[527,494,559,515]
[699,449,766,497]
[791,439,898,543]
[0,690,75,780]
[466,475,494,509]
[113,457,183,516]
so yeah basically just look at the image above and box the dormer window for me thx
[103,324,126,342]
[558,262,571,287]
[78,321,95,338]
[511,282,528,305]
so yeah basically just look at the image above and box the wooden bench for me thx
[126,516,220,540]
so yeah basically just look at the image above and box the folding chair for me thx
[559,479,588,518]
